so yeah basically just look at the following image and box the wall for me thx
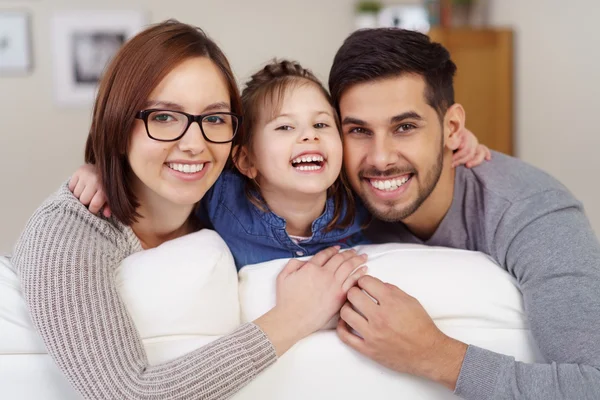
[489,0,600,234]
[2,0,599,253]
[0,0,356,254]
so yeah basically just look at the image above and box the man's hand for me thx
[336,275,468,391]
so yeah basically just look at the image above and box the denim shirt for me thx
[197,170,369,270]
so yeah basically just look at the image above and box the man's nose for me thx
[367,134,398,171]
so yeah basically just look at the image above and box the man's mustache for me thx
[358,167,416,178]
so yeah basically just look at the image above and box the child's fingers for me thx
[452,147,476,168]
[79,184,97,206]
[102,206,112,219]
[465,147,487,168]
[72,179,86,199]
[484,145,492,160]
[68,175,79,192]
[89,191,108,214]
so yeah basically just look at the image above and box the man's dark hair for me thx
[328,28,457,120]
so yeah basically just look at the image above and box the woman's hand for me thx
[255,246,368,356]
[68,164,112,217]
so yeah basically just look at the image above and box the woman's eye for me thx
[152,113,175,123]
[276,125,293,131]
[204,115,225,124]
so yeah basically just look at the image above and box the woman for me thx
[12,20,367,399]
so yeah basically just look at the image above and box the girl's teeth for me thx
[168,163,204,174]
[295,165,322,171]
[292,155,324,164]
[369,176,410,191]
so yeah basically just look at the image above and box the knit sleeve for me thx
[12,190,276,399]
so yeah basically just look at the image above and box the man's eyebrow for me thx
[390,111,423,124]
[342,116,367,126]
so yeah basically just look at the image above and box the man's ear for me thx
[443,103,466,151]
[232,145,258,179]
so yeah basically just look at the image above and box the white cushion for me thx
[115,229,240,363]
[0,239,543,400]
[0,256,81,399]
[234,243,544,400]
[0,230,239,399]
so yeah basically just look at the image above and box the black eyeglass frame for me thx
[135,109,242,144]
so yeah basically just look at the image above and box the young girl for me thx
[70,59,490,269]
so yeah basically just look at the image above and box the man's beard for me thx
[360,140,444,223]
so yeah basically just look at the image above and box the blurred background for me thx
[0,0,599,254]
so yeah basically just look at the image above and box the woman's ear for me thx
[443,103,466,151]
[232,145,258,179]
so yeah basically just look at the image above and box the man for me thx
[330,28,600,399]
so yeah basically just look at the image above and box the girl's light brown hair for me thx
[84,20,241,225]
[233,59,357,232]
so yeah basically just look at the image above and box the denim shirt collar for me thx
[250,194,348,240]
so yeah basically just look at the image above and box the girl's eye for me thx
[275,125,293,131]
[314,122,329,129]
[396,123,416,133]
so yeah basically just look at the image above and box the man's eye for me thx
[347,127,370,135]
[276,125,293,131]
[396,123,416,133]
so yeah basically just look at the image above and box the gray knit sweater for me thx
[367,152,600,399]
[12,183,277,399]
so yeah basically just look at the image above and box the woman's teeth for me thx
[369,176,410,191]
[167,163,204,174]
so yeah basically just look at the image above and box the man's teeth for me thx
[292,155,324,164]
[369,176,410,191]
[167,163,204,174]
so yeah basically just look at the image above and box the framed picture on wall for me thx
[51,10,147,107]
[0,11,32,74]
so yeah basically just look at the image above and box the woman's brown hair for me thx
[233,59,357,232]
[84,20,241,225]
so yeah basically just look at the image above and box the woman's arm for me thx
[13,186,366,399]
[13,190,274,399]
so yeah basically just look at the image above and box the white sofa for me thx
[0,230,543,399]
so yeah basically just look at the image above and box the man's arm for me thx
[454,189,600,399]
[338,188,600,399]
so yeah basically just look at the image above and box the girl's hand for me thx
[452,127,492,168]
[255,246,368,356]
[68,164,111,218]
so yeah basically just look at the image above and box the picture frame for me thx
[0,11,32,74]
[51,10,147,107]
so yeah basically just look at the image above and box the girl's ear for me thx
[443,103,466,151]
[232,145,258,179]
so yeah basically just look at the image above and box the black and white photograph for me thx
[51,10,146,107]
[72,32,125,84]
[0,11,32,74]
